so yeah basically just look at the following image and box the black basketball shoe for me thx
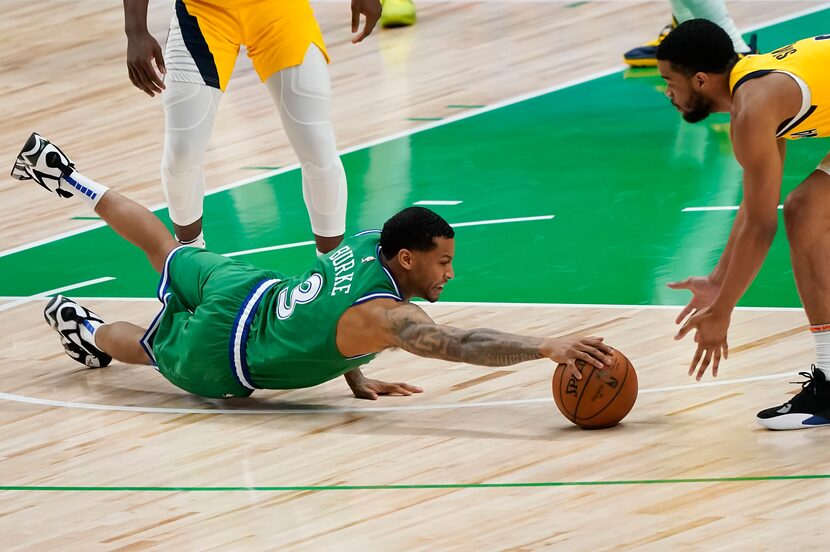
[11,132,76,198]
[756,367,830,430]
[44,295,112,368]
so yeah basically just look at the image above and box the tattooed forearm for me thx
[390,312,542,366]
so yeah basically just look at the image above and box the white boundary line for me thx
[683,205,783,212]
[221,214,554,257]
[414,200,463,206]
[451,215,554,227]
[2,4,825,260]
[0,370,798,415]
[225,240,316,258]
[0,277,115,313]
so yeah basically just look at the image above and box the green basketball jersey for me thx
[235,231,402,390]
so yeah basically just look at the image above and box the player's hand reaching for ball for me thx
[540,337,614,380]
[675,305,731,380]
[667,276,721,325]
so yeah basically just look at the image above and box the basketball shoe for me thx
[11,132,76,197]
[44,296,112,368]
[381,0,416,28]
[756,367,830,430]
[623,19,676,68]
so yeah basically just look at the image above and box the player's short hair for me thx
[656,19,738,75]
[380,207,455,258]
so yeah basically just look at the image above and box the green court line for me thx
[406,117,443,121]
[241,165,282,170]
[70,216,100,220]
[2,474,829,492]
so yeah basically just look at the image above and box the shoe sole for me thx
[624,60,657,68]
[756,413,830,430]
[44,294,63,331]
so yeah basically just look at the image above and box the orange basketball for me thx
[552,348,638,429]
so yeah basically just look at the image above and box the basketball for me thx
[552,349,638,429]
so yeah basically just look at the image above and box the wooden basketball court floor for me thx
[2,1,829,549]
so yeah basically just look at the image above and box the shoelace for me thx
[789,366,818,395]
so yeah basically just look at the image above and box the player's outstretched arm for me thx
[383,303,613,377]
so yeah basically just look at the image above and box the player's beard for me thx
[681,90,715,123]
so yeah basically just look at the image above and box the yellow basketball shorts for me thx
[165,0,330,91]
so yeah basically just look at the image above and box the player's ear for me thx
[398,248,414,270]
[693,71,708,90]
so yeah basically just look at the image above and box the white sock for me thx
[177,231,206,249]
[811,324,830,379]
[79,319,103,350]
[682,0,751,53]
[60,171,109,209]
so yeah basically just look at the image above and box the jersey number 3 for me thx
[277,273,324,320]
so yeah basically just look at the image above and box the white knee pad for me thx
[161,81,221,226]
[266,45,347,236]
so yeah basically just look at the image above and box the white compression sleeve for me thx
[668,0,694,23]
[265,44,347,238]
[681,0,750,52]
[161,81,221,227]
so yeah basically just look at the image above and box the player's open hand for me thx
[541,337,614,380]
[351,0,382,43]
[667,276,721,325]
[126,30,166,97]
[350,376,423,400]
[675,305,730,380]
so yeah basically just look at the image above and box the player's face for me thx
[658,61,715,123]
[412,237,455,303]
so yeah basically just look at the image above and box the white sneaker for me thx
[11,132,76,198]
[44,295,112,368]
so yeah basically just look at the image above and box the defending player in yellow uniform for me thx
[655,20,830,430]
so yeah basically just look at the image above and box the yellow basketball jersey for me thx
[729,35,830,139]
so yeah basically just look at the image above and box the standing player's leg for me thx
[160,2,240,247]
[264,45,347,255]
[161,82,221,248]
[757,162,830,429]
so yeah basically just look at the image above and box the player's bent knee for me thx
[163,135,205,175]
[783,187,825,236]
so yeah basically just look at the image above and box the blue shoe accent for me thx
[802,415,830,426]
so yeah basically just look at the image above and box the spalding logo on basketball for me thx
[552,348,638,429]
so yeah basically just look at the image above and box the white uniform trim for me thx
[231,279,281,390]
[773,70,812,138]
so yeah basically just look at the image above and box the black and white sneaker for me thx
[10,132,76,198]
[44,295,112,368]
[756,367,830,430]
